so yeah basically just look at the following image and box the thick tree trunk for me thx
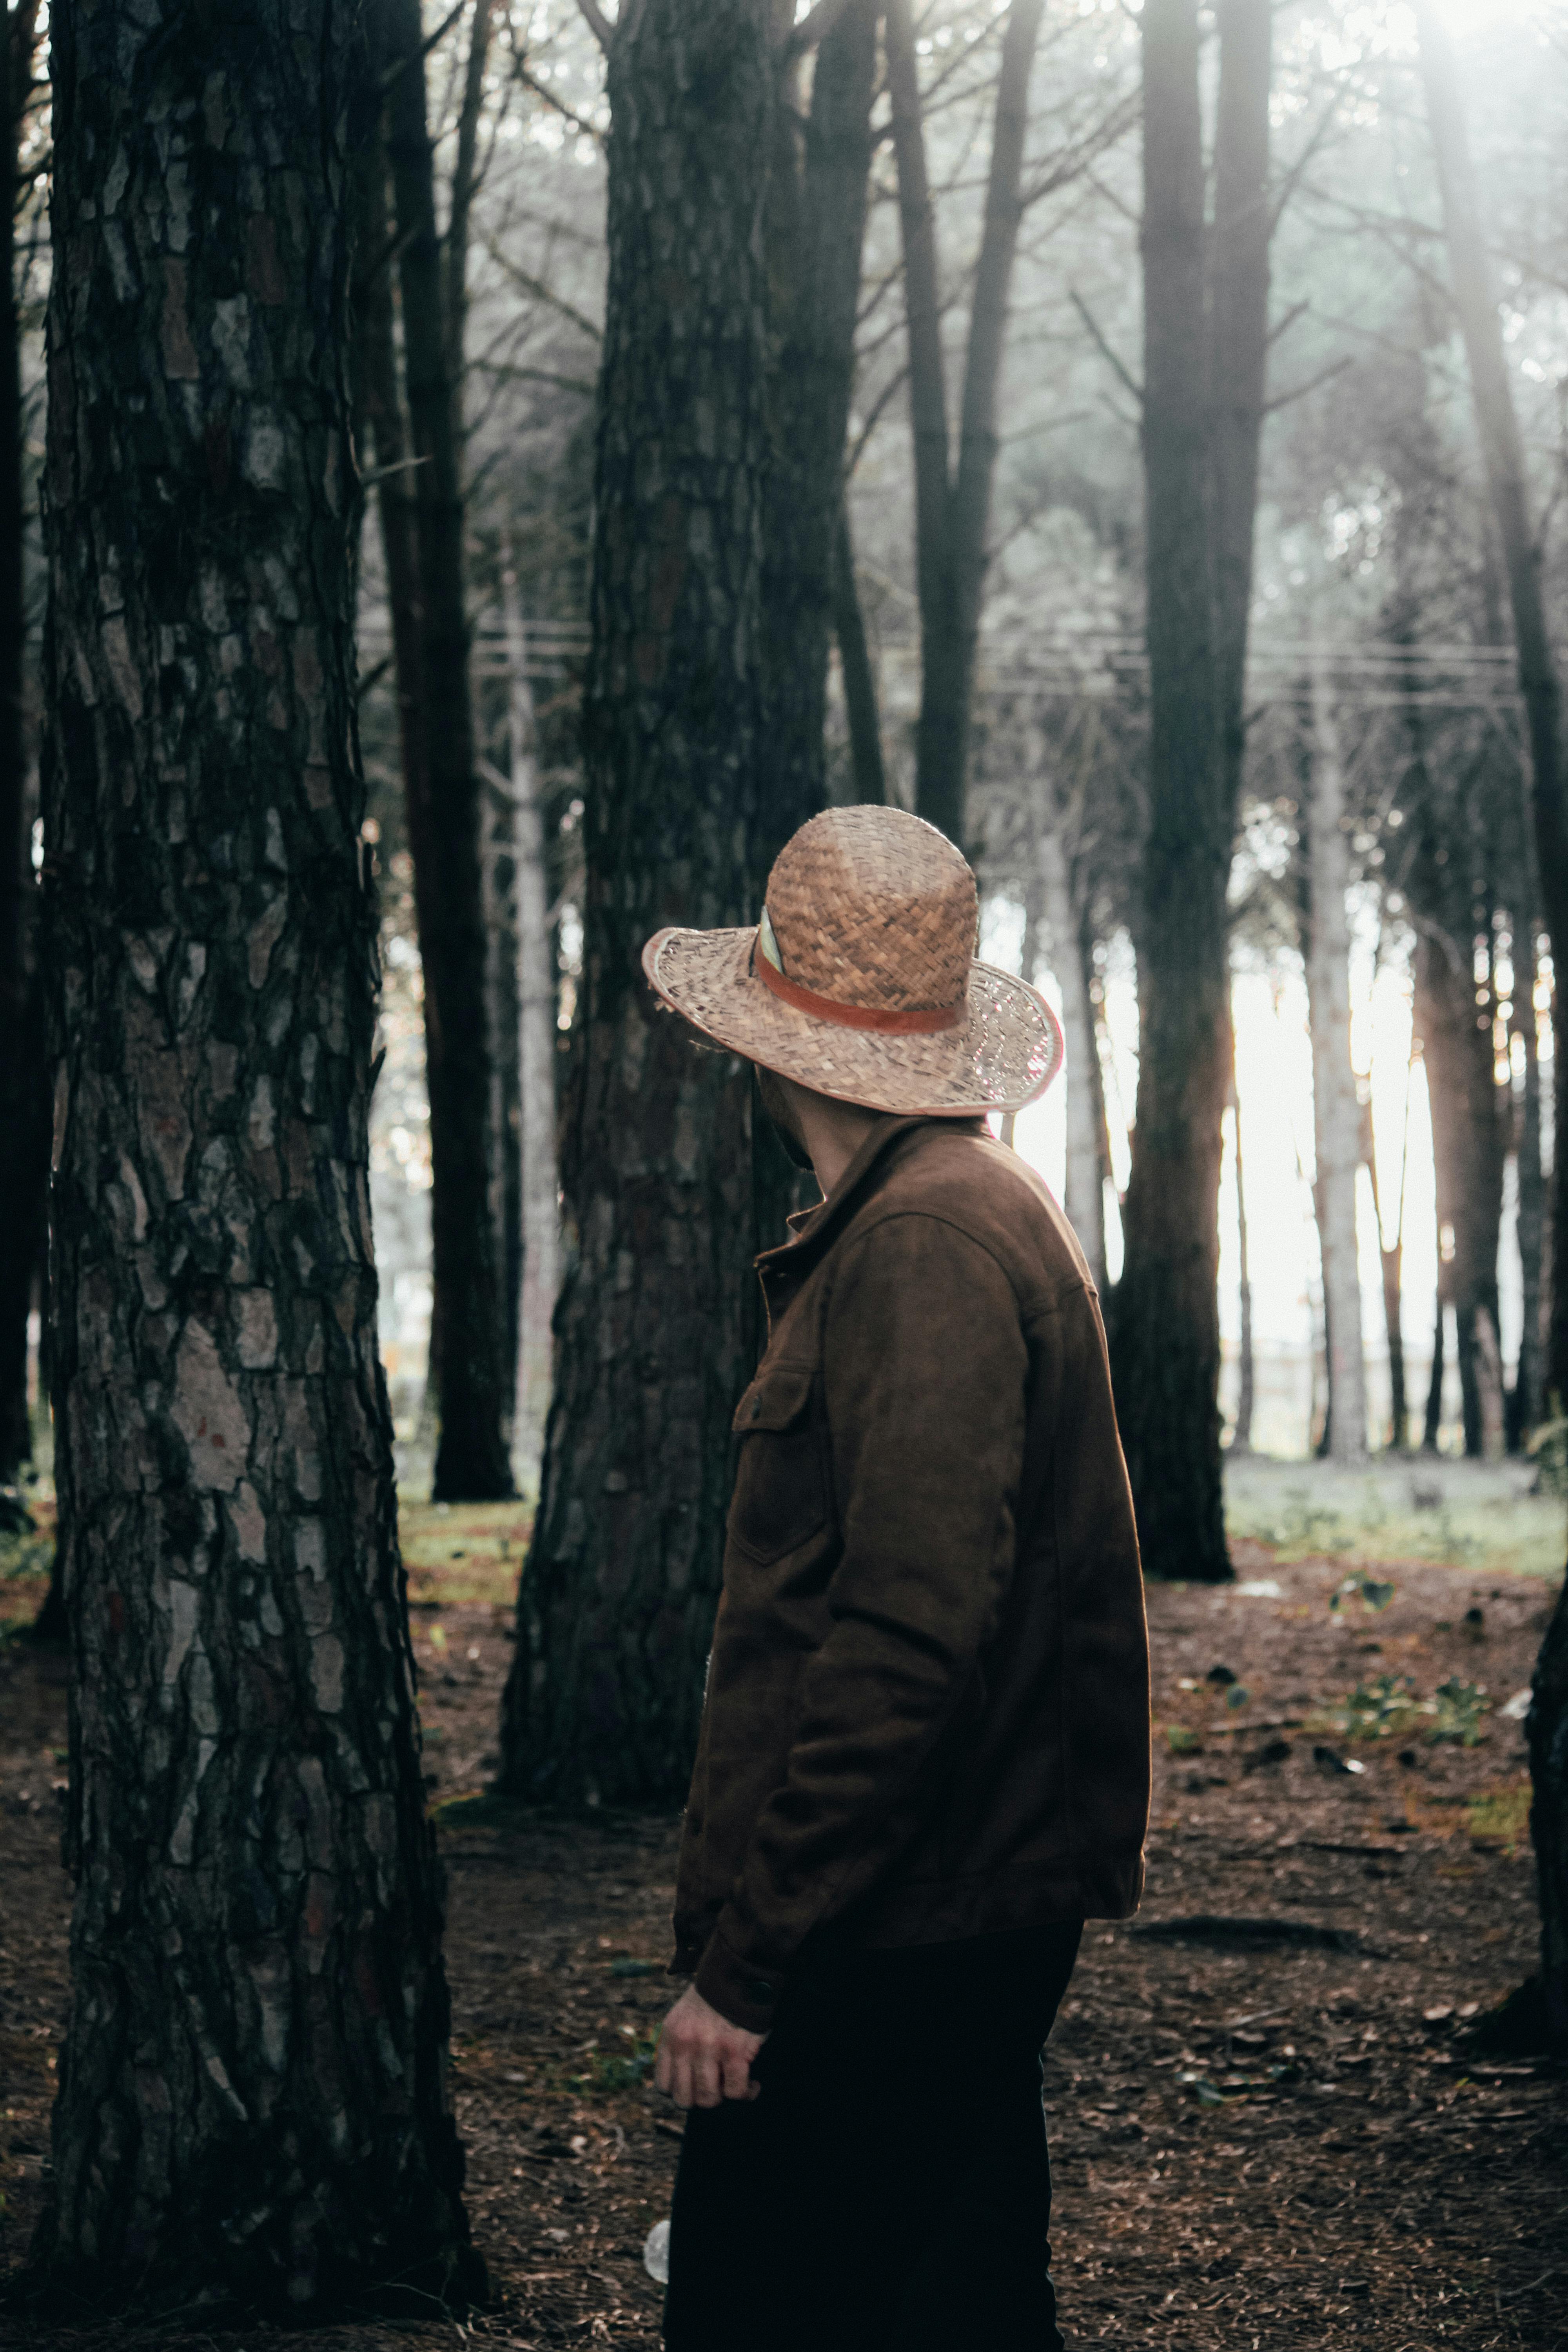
[0,0,41,1481]
[1081,913,1116,1236]
[1108,0,1231,1582]
[30,0,476,2309]
[889,0,1045,848]
[444,0,495,394]
[496,0,776,1807]
[1229,1073,1254,1454]
[1419,5,1568,1410]
[1418,921,1505,1456]
[832,502,887,805]
[501,553,559,1490]
[450,0,515,1425]
[1038,826,1105,1287]
[1363,1082,1409,1450]
[480,751,522,1428]
[1423,1210,1449,1453]
[762,0,877,850]
[1382,1230,1407,1450]
[1305,649,1368,1463]
[385,0,512,1501]
[1526,1572,1568,2049]
[1210,0,1271,837]
[1510,929,1546,1444]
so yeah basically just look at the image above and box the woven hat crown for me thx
[764,807,977,1014]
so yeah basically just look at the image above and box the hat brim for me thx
[641,925,1063,1116]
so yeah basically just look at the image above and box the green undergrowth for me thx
[1465,1778,1533,1855]
[1225,1458,1566,1580]
[1309,1671,1492,1748]
[398,1498,529,1610]
[0,1486,55,1633]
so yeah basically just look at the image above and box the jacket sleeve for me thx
[694,1211,1029,2032]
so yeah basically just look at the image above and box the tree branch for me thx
[380,0,467,91]
[575,0,613,53]
[1261,355,1352,415]
[1020,89,1140,210]
[1265,296,1309,349]
[844,361,911,479]
[784,0,859,60]
[481,232,603,343]
[1267,91,1341,238]
[885,0,952,583]
[1069,287,1143,406]
[514,63,605,149]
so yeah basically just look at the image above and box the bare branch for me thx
[784,0,858,61]
[844,362,911,480]
[1020,90,1140,210]
[379,0,466,91]
[481,231,603,343]
[1267,92,1341,238]
[1068,287,1143,407]
[1265,297,1309,350]
[359,453,433,489]
[514,63,606,149]
[575,0,613,53]
[470,360,597,397]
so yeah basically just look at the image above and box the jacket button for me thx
[750,1398,761,1419]
[749,1978,774,2003]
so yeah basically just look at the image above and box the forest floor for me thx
[1,1461,1566,2349]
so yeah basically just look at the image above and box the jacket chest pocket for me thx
[728,1360,827,1565]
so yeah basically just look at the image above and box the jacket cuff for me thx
[692,1923,784,2034]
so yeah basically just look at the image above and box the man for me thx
[641,806,1150,2352]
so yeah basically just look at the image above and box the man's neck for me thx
[785,1081,883,1200]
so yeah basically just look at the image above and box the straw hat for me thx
[641,805,1063,1116]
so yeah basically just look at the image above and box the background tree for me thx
[382,0,514,1501]
[0,0,44,1486]
[30,0,478,2300]
[1416,0,1568,2051]
[1303,641,1368,1463]
[887,0,1043,847]
[762,0,880,842]
[1107,0,1268,1581]
[497,0,780,1806]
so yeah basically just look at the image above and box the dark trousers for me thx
[662,1919,1083,2352]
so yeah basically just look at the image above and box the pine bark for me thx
[385,0,512,1502]
[1365,1088,1409,1450]
[762,0,878,848]
[30,1,476,2308]
[1107,0,1232,1581]
[1038,826,1105,1288]
[480,755,523,1430]
[496,0,777,1806]
[501,554,560,1488]
[0,0,41,1479]
[1210,0,1271,831]
[1526,1571,1568,2049]
[833,503,887,805]
[1229,1073,1255,1453]
[1419,4,1568,1409]
[1510,931,1545,1444]
[1414,885,1505,1461]
[888,0,1045,848]
[1305,649,1368,1463]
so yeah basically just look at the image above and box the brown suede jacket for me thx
[671,1114,1151,2034]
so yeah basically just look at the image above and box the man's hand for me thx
[654,1984,765,2109]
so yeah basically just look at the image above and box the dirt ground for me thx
[2,1533,1566,2350]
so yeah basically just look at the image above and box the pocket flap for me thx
[732,1361,815,1434]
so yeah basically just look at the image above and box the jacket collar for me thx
[755,1114,974,1277]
